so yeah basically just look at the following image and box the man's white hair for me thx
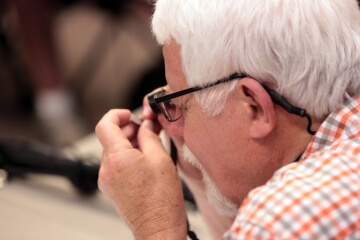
[152,0,360,119]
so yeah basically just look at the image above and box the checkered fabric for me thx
[223,96,360,240]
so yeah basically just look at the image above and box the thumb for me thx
[138,120,168,156]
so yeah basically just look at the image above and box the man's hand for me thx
[96,109,187,239]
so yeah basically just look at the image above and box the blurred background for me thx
[0,0,210,239]
[0,0,165,145]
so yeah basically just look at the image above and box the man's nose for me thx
[157,114,184,138]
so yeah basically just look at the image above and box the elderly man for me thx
[95,0,360,239]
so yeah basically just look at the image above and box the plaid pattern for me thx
[223,96,360,240]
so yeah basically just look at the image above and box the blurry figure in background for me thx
[10,0,162,146]
[12,0,87,146]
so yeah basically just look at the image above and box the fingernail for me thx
[141,105,152,118]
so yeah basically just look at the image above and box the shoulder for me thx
[225,152,360,239]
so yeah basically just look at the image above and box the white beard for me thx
[182,145,239,217]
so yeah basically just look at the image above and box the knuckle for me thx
[98,166,109,185]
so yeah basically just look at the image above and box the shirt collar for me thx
[302,95,360,159]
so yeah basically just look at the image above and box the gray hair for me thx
[152,0,360,119]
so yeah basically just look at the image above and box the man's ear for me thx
[235,78,276,138]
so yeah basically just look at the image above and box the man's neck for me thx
[277,113,322,166]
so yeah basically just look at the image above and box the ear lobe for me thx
[236,78,276,139]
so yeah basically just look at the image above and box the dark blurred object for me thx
[2,0,160,145]
[0,140,99,195]
[0,138,197,206]
[60,0,131,15]
[0,0,34,114]
[128,59,167,111]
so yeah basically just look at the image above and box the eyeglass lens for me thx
[155,91,182,122]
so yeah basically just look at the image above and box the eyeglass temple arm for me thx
[147,73,316,135]
[151,73,246,104]
[262,84,316,135]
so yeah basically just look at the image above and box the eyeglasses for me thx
[148,73,247,122]
[148,72,316,135]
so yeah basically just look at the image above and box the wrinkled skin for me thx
[96,107,188,239]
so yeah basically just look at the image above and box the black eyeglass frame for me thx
[148,73,246,121]
[148,72,316,135]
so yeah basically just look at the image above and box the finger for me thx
[137,119,170,159]
[141,86,166,120]
[141,100,155,120]
[122,122,140,140]
[95,109,133,151]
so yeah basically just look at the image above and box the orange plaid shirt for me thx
[223,96,360,239]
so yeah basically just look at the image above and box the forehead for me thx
[162,41,188,91]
